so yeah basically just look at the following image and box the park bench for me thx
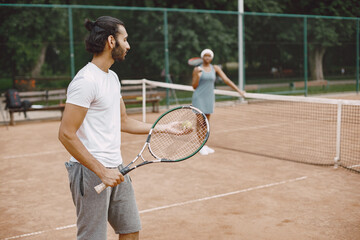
[121,84,166,113]
[1,89,66,125]
[1,84,166,125]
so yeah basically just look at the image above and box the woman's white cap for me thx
[201,49,214,59]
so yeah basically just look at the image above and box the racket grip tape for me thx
[120,166,131,175]
[94,166,132,194]
[94,183,107,194]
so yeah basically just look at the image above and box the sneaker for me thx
[199,146,209,155]
[204,145,215,154]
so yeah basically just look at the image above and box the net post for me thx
[142,79,146,122]
[334,103,342,169]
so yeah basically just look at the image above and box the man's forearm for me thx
[121,116,152,134]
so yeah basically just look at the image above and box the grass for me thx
[253,84,358,95]
[0,78,13,92]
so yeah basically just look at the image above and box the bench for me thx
[121,84,166,113]
[1,89,66,125]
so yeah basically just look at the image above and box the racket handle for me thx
[94,183,107,194]
[94,167,132,194]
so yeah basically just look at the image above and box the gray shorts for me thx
[65,162,141,240]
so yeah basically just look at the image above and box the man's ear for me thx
[107,35,115,49]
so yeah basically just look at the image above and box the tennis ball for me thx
[182,120,193,129]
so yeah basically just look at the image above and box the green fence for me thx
[0,3,359,95]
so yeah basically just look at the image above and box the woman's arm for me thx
[214,65,246,97]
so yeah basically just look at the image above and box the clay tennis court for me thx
[1,100,360,240]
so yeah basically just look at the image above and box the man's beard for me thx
[111,41,126,62]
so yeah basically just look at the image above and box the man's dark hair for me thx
[84,16,125,54]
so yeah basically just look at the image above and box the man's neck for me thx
[91,54,114,73]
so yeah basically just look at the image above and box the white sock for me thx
[204,145,215,154]
[199,146,209,155]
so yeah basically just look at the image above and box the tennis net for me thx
[122,79,360,173]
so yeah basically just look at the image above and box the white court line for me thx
[1,224,79,240]
[1,176,307,240]
[140,176,307,213]
[216,119,319,134]
[1,150,66,160]
[1,140,145,160]
[348,164,360,168]
[2,230,49,240]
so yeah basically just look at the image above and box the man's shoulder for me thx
[108,69,119,80]
[73,64,97,82]
[81,63,98,77]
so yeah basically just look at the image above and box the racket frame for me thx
[188,57,203,66]
[94,105,209,194]
[148,105,209,162]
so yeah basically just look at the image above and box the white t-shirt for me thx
[66,62,122,167]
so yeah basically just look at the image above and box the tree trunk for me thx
[31,43,48,77]
[308,46,326,81]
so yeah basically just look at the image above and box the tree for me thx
[0,0,68,78]
[66,0,240,83]
[0,0,358,84]
[282,0,360,80]
[243,0,359,81]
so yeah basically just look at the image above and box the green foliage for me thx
[283,0,360,17]
[244,0,286,13]
[0,2,68,77]
[0,0,358,92]
[0,78,12,92]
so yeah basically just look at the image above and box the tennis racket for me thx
[94,105,210,194]
[188,57,203,66]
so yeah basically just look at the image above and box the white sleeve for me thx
[66,77,96,108]
[110,70,122,98]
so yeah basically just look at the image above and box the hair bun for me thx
[84,19,95,31]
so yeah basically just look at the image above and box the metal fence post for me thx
[68,7,75,79]
[163,10,170,108]
[356,18,359,93]
[238,0,244,99]
[304,16,308,96]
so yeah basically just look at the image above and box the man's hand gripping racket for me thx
[94,105,210,194]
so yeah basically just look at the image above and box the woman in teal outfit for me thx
[192,49,246,155]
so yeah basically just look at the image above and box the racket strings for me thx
[151,109,208,160]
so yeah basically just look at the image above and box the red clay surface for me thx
[1,104,360,240]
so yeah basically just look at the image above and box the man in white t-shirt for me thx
[59,16,153,240]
